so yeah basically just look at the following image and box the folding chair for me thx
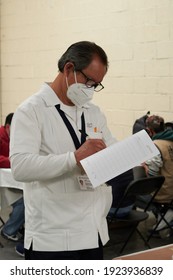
[0,215,5,248]
[107,175,165,255]
[0,216,5,228]
[147,199,173,241]
[133,166,173,240]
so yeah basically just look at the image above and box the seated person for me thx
[0,113,24,241]
[138,115,173,230]
[107,169,135,219]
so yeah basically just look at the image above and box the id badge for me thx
[77,175,94,191]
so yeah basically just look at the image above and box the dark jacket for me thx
[152,129,173,142]
[107,169,135,208]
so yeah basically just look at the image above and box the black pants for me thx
[25,239,103,260]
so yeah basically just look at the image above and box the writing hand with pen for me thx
[74,138,106,169]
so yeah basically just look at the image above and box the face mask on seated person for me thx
[66,71,94,108]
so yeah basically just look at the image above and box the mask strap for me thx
[66,71,77,88]
[65,76,69,88]
[74,71,77,83]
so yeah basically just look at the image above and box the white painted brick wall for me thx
[0,0,173,140]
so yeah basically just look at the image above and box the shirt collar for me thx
[40,82,91,109]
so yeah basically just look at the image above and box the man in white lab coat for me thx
[10,41,116,260]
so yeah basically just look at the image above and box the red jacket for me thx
[0,126,10,168]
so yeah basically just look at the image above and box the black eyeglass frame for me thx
[78,70,104,92]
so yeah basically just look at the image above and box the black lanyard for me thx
[55,104,87,149]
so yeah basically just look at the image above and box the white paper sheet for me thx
[80,130,159,188]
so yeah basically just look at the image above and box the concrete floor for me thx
[1,207,173,260]
[104,211,173,259]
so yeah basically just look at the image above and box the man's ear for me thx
[64,62,74,76]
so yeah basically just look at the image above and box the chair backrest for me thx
[115,175,165,213]
[126,176,165,197]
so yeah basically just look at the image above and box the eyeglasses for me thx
[78,70,104,92]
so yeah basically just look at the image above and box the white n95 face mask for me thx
[66,72,94,108]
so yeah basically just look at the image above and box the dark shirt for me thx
[107,169,135,208]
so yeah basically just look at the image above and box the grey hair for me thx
[58,41,108,72]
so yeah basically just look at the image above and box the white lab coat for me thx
[10,83,116,251]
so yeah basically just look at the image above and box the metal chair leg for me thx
[119,224,138,254]
[0,216,5,227]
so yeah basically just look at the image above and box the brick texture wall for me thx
[0,0,173,139]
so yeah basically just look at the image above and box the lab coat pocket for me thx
[41,190,94,232]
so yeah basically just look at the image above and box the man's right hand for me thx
[74,139,106,166]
